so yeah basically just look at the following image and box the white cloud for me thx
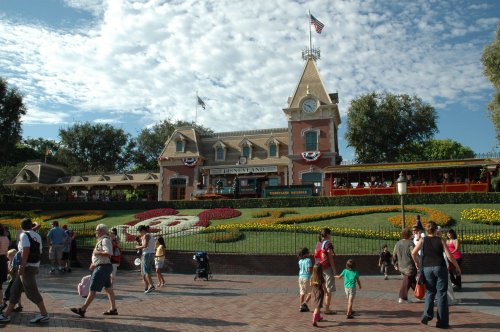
[0,0,498,141]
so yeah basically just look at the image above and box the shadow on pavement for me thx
[117,314,248,328]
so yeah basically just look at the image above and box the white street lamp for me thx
[397,171,408,230]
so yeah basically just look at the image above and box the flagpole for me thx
[308,9,312,53]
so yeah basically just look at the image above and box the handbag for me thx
[414,237,426,300]
[414,276,426,299]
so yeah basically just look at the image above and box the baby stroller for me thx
[193,251,212,280]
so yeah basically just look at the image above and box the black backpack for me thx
[25,232,41,263]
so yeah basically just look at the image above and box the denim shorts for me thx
[142,253,154,275]
[90,264,113,292]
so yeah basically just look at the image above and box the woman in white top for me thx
[136,226,155,293]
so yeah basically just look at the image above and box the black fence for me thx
[52,224,500,255]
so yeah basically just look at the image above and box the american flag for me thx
[310,14,325,34]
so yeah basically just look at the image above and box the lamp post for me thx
[397,171,408,230]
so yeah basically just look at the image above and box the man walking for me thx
[47,220,67,273]
[0,218,49,324]
[70,224,117,317]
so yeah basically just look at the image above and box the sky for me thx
[0,0,499,162]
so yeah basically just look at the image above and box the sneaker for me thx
[49,268,55,274]
[421,315,431,325]
[0,303,7,312]
[299,305,309,312]
[145,286,155,294]
[0,313,10,323]
[347,314,354,319]
[398,298,410,304]
[13,305,23,312]
[30,314,49,324]
[384,275,389,280]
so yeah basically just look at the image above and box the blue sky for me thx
[0,0,499,162]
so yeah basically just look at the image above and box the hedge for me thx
[0,192,499,211]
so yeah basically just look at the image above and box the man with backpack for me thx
[0,218,49,324]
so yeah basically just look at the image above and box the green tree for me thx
[0,77,27,165]
[400,139,475,161]
[345,92,438,163]
[481,23,500,144]
[58,122,134,173]
[132,119,213,171]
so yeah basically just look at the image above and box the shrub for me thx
[461,208,500,225]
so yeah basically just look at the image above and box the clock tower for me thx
[282,47,341,195]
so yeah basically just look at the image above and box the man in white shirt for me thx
[70,224,117,317]
[0,218,49,324]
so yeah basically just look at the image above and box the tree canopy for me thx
[400,139,475,162]
[57,122,134,173]
[0,77,27,166]
[132,119,213,171]
[481,23,500,144]
[345,92,438,163]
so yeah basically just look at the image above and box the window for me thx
[242,146,250,158]
[305,131,318,151]
[175,140,184,152]
[216,147,225,160]
[269,143,277,157]
[268,178,279,186]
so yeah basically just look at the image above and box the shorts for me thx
[49,244,65,261]
[298,277,312,295]
[9,266,42,305]
[141,253,154,276]
[90,264,113,292]
[155,257,165,269]
[345,287,356,300]
[323,268,336,293]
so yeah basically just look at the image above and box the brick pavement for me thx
[0,266,499,331]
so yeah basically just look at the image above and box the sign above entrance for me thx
[210,166,277,175]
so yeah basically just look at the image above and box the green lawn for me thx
[13,204,499,254]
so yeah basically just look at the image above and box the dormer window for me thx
[265,137,280,158]
[175,140,184,152]
[238,138,253,160]
[213,140,227,161]
[269,143,277,157]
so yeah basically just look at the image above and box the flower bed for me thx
[134,208,178,220]
[241,206,451,227]
[461,208,500,225]
[206,228,244,243]
[197,208,242,227]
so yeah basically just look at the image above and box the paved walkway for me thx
[0,266,499,331]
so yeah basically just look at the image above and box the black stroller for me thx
[193,251,212,280]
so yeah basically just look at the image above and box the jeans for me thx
[423,265,449,327]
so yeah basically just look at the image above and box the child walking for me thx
[378,244,392,280]
[335,259,362,319]
[0,249,22,313]
[310,264,326,327]
[154,237,166,287]
[297,248,313,312]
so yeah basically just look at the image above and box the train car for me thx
[323,158,499,196]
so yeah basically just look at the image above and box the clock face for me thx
[302,98,317,113]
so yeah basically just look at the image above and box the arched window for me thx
[269,143,277,157]
[216,147,225,160]
[305,131,318,151]
[175,140,184,152]
[242,146,250,158]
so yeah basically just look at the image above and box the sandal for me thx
[70,307,86,318]
[103,309,118,316]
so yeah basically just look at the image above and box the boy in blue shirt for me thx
[335,259,362,319]
[297,247,313,312]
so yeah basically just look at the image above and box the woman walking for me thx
[446,229,462,290]
[314,228,337,315]
[412,221,461,329]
